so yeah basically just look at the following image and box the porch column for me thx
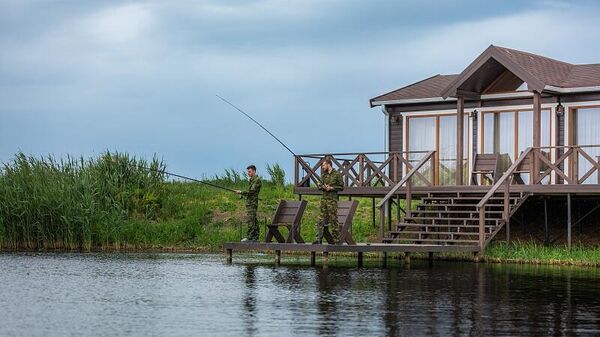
[456,96,465,185]
[532,92,542,184]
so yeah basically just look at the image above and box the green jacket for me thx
[241,175,262,207]
[319,170,343,200]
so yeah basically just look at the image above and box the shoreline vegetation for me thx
[1,152,599,267]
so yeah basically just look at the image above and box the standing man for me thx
[314,158,343,244]
[236,165,262,242]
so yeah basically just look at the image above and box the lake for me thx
[1,252,599,336]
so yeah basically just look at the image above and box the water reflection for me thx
[1,253,599,337]
[242,265,258,336]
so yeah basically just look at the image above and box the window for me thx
[407,114,468,185]
[572,107,600,184]
[482,109,551,161]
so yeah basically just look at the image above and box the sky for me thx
[2,0,600,181]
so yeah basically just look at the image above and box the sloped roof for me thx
[370,74,458,103]
[371,45,600,106]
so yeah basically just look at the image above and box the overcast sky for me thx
[2,0,600,180]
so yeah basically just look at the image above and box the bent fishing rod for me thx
[130,164,238,193]
[216,95,297,157]
[216,95,324,185]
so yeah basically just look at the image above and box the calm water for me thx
[1,253,600,337]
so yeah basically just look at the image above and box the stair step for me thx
[394,223,496,229]
[410,209,504,214]
[392,231,485,236]
[417,203,514,209]
[382,238,480,244]
[422,197,519,202]
[404,216,502,222]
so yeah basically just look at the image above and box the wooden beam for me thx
[532,92,542,184]
[457,96,465,185]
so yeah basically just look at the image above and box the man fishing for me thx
[236,165,262,242]
[314,158,343,244]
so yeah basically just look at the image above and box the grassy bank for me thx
[0,152,381,251]
[1,152,599,267]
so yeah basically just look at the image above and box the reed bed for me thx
[0,151,170,250]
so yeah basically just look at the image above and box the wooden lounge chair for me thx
[264,200,307,243]
[322,200,359,245]
[470,153,502,185]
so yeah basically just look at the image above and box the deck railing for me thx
[375,151,436,240]
[294,151,434,189]
[476,145,600,249]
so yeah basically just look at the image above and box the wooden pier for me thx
[224,242,479,266]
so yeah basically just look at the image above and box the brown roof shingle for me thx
[370,74,458,104]
[372,46,600,105]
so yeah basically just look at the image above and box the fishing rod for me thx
[133,164,238,193]
[216,95,297,157]
[216,95,327,186]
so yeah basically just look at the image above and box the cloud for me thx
[1,0,600,177]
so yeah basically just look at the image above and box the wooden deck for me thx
[223,242,479,266]
[224,147,600,265]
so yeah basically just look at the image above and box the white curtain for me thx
[408,117,436,185]
[576,108,600,184]
[439,115,457,185]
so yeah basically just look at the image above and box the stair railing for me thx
[376,151,436,241]
[476,147,533,249]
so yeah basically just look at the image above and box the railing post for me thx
[504,178,511,244]
[479,206,485,249]
[430,153,436,186]
[406,179,412,218]
[294,156,299,187]
[358,155,364,187]
[379,205,385,242]
[393,153,399,183]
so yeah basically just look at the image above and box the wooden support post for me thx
[428,252,434,266]
[387,200,392,231]
[504,180,510,245]
[404,252,411,264]
[379,206,385,241]
[357,252,363,268]
[567,193,572,250]
[532,92,542,184]
[275,250,281,265]
[226,249,232,264]
[456,96,465,185]
[382,252,387,268]
[478,206,485,249]
[372,198,376,228]
[323,251,329,267]
[544,198,549,245]
[310,251,316,267]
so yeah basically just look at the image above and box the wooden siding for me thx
[388,114,403,152]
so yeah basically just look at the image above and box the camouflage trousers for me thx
[318,198,339,242]
[246,204,259,241]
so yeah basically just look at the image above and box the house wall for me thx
[385,92,600,184]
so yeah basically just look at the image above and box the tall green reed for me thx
[0,151,168,250]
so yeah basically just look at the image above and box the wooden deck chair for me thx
[322,200,359,245]
[470,153,501,185]
[264,200,307,243]
[513,150,549,184]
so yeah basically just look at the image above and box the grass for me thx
[1,151,600,267]
[0,152,383,251]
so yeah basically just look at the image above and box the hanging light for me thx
[556,98,565,117]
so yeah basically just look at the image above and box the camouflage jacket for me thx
[241,175,262,206]
[319,169,343,199]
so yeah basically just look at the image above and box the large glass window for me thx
[407,114,468,185]
[482,109,551,161]
[573,107,600,184]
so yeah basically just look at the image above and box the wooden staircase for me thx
[382,191,530,246]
